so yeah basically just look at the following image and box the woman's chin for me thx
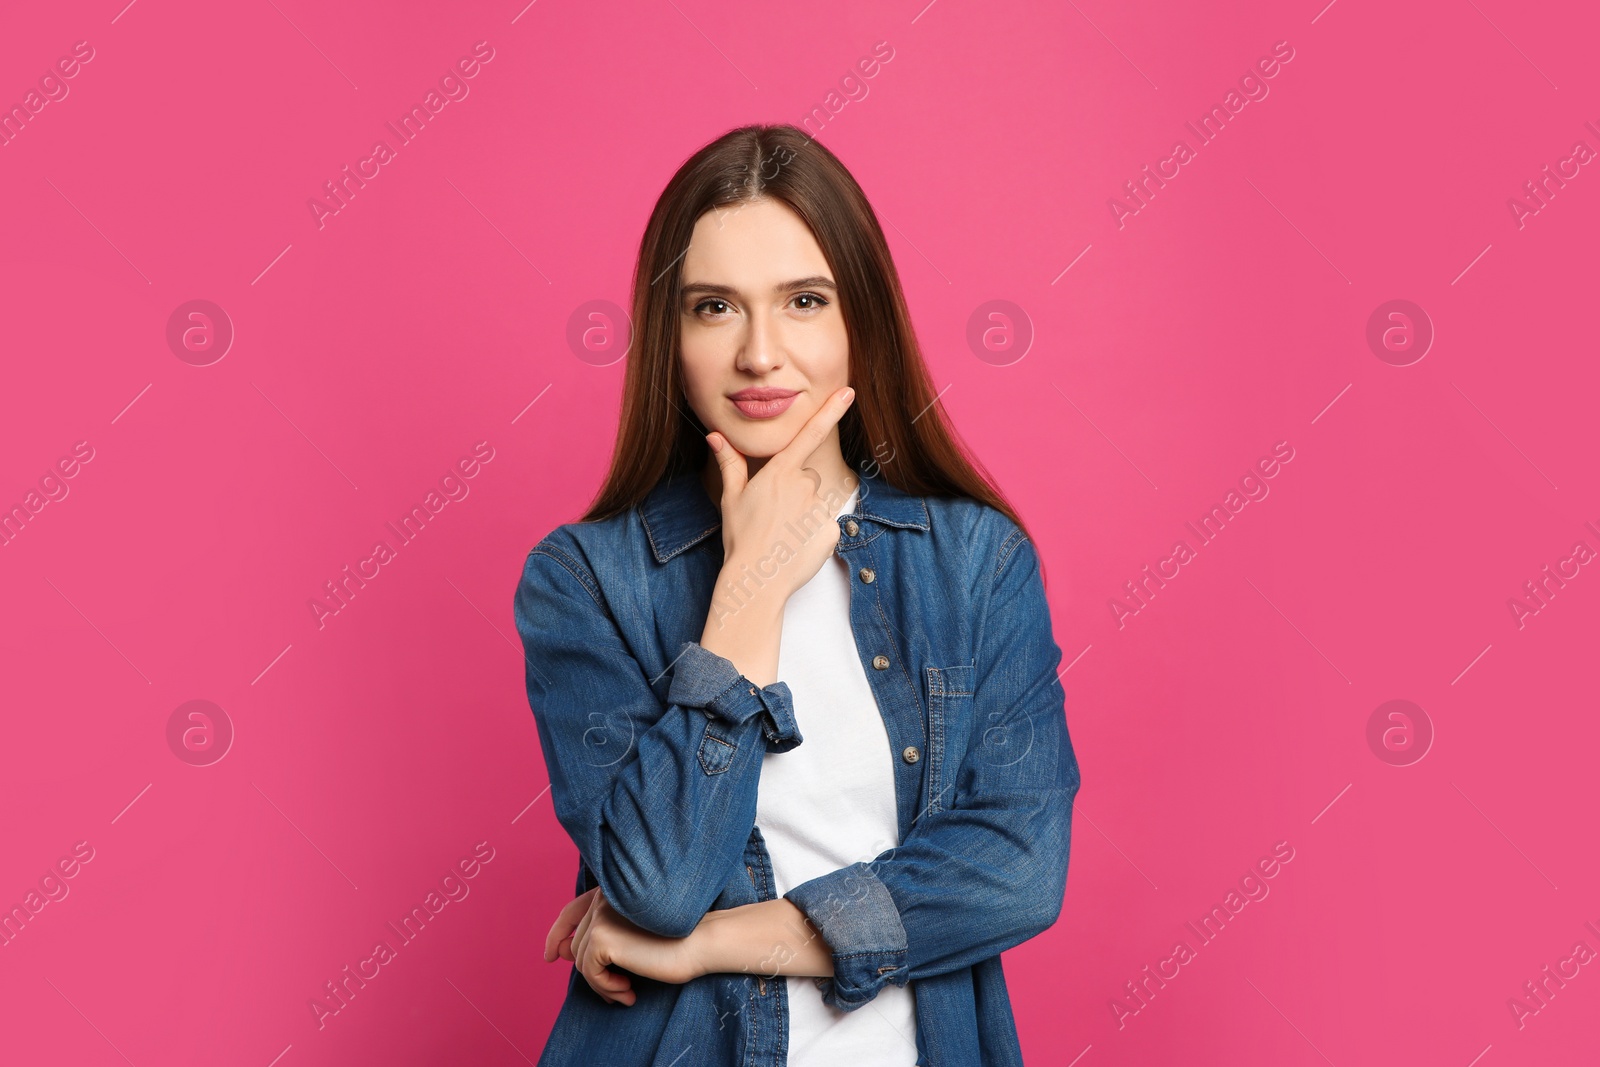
[718,429,791,459]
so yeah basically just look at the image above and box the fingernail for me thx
[841,387,855,401]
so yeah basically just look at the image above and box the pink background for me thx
[2,0,1596,1063]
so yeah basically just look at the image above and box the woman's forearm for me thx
[690,898,834,978]
[700,561,787,687]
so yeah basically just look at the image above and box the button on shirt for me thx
[756,489,918,1065]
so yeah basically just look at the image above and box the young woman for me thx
[513,123,1081,1067]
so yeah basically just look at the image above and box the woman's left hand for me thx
[544,887,705,1005]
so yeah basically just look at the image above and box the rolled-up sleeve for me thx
[783,860,910,1010]
[666,641,803,752]
[782,524,1080,1011]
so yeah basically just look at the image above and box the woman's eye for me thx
[691,294,827,316]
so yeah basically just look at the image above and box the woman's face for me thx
[678,197,849,459]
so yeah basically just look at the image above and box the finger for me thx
[769,386,855,472]
[580,963,626,1005]
[592,966,634,996]
[575,937,635,1004]
[547,887,599,961]
[570,892,637,1007]
[567,896,603,974]
[544,888,599,962]
[707,431,747,500]
[570,891,611,975]
[582,959,635,998]
[571,892,597,955]
[570,928,605,1000]
[556,932,576,963]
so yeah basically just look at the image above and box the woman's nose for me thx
[736,311,783,374]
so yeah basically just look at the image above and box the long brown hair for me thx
[580,123,1030,544]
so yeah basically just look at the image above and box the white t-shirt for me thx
[756,488,920,1066]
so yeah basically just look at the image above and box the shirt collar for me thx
[638,467,931,564]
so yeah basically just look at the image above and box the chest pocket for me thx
[923,663,974,815]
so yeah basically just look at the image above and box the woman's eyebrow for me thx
[681,276,838,298]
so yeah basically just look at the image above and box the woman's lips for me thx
[729,392,798,419]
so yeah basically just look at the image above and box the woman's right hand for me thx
[707,386,856,606]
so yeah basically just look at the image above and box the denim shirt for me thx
[512,468,1081,1067]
